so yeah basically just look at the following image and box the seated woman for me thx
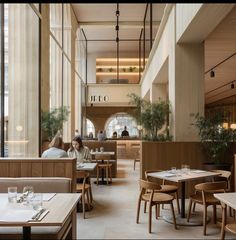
[67,136,92,168]
[42,135,68,158]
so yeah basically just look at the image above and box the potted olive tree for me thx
[128,93,172,141]
[41,106,70,150]
[194,109,236,170]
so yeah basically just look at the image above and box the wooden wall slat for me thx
[54,163,66,177]
[9,162,21,177]
[42,162,54,177]
[32,162,43,177]
[21,163,32,177]
[0,163,9,177]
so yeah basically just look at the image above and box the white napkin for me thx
[0,209,36,222]
[192,170,206,173]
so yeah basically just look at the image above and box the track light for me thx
[115,25,119,31]
[116,10,120,16]
[210,70,215,78]
[231,82,235,89]
[116,37,119,43]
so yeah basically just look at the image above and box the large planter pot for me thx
[203,162,232,172]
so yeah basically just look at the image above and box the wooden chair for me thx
[192,169,232,215]
[136,179,177,233]
[145,170,180,214]
[76,170,92,219]
[95,154,112,185]
[220,203,236,240]
[187,181,227,235]
[133,149,140,170]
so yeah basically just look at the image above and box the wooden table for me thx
[90,151,115,185]
[0,193,81,240]
[148,169,221,225]
[77,162,97,171]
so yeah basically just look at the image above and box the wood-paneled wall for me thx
[0,158,77,192]
[141,142,236,197]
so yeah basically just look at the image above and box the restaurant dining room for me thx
[0,2,236,240]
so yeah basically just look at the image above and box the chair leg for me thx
[86,191,90,210]
[96,167,99,186]
[148,202,152,233]
[89,187,93,203]
[220,204,227,240]
[82,193,85,219]
[187,199,193,222]
[134,160,136,170]
[192,202,196,212]
[144,201,147,213]
[175,191,180,214]
[155,204,159,219]
[106,167,109,185]
[213,205,217,224]
[109,166,112,183]
[136,197,142,224]
[170,201,177,230]
[203,205,207,236]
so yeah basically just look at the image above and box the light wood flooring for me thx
[77,159,235,239]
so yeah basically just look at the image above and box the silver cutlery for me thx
[32,208,46,220]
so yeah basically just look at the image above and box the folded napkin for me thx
[192,170,206,173]
[0,209,36,222]
[30,209,49,221]
[164,173,177,177]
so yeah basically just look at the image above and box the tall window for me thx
[3,4,40,157]
[86,118,95,137]
[105,113,138,138]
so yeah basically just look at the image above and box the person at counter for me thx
[112,131,117,138]
[97,130,105,141]
[121,126,129,137]
[67,136,92,168]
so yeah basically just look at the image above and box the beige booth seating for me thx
[0,177,74,240]
[64,141,117,178]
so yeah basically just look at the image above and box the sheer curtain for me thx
[7,4,39,156]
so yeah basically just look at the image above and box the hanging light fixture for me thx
[231,81,235,89]
[210,70,215,78]
[116,3,119,83]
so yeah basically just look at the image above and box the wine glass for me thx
[22,186,34,205]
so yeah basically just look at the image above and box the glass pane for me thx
[6,4,39,157]
[62,55,71,142]
[50,4,62,47]
[75,73,81,135]
[77,29,86,82]
[63,4,71,57]
[50,36,62,109]
[33,4,39,11]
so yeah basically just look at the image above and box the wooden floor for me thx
[77,159,235,239]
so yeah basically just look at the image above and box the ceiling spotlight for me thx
[210,70,215,78]
[231,82,235,89]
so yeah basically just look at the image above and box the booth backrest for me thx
[0,177,71,193]
[0,158,76,192]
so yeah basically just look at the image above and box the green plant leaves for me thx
[41,106,70,141]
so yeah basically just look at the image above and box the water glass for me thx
[23,186,34,205]
[95,148,98,152]
[8,187,17,203]
[100,147,104,152]
[31,193,43,210]
[171,167,176,174]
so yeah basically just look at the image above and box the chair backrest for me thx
[0,177,71,193]
[195,181,227,192]
[76,170,89,180]
[211,169,232,190]
[139,179,161,191]
[95,154,111,161]
[145,170,164,185]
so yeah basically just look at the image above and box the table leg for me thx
[23,226,31,240]
[101,160,105,183]
[181,181,185,218]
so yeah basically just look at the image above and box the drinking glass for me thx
[171,167,176,174]
[31,193,43,210]
[95,148,98,152]
[100,147,104,152]
[22,186,34,205]
[8,187,17,203]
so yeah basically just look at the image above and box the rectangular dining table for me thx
[0,193,81,240]
[148,169,221,225]
[90,151,115,185]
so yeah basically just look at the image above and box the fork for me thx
[32,208,46,220]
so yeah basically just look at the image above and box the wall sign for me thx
[89,95,109,102]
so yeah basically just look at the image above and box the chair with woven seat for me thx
[95,154,112,185]
[76,170,92,219]
[187,181,227,235]
[220,200,236,240]
[145,170,180,215]
[136,179,177,233]
[133,149,140,170]
[192,169,232,215]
